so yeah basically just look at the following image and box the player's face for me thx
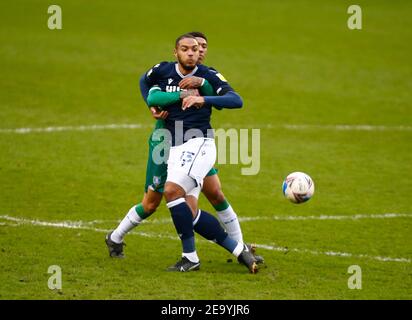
[195,37,208,64]
[174,38,199,71]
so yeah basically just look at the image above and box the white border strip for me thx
[1,123,411,134]
[0,215,410,264]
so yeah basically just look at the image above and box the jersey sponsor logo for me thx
[166,85,181,92]
[168,78,173,84]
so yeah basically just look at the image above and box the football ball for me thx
[282,172,315,204]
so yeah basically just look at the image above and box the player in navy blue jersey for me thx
[146,34,257,272]
[144,67,240,144]
[106,33,261,272]
[140,33,262,265]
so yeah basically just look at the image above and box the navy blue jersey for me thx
[143,61,235,145]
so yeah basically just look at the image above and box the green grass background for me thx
[0,0,411,299]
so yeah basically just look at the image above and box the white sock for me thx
[217,205,243,243]
[232,242,245,257]
[183,251,200,263]
[111,206,143,244]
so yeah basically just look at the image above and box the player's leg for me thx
[109,189,161,244]
[202,171,265,264]
[185,194,198,217]
[165,138,257,273]
[164,138,216,271]
[187,186,258,273]
[105,134,167,258]
[202,171,243,242]
[164,179,200,271]
[142,189,163,214]
[192,208,258,273]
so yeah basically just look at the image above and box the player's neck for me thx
[177,63,193,76]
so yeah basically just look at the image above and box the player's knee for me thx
[143,200,159,214]
[205,187,226,206]
[164,183,185,202]
[142,191,162,214]
[186,196,198,217]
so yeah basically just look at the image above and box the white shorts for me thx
[186,185,201,199]
[166,137,216,196]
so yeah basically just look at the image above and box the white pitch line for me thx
[1,123,411,134]
[0,215,176,240]
[238,213,412,222]
[1,213,410,228]
[262,124,412,132]
[0,123,151,134]
[0,215,410,264]
[255,244,411,263]
[126,213,412,225]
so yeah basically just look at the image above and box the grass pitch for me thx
[0,0,411,299]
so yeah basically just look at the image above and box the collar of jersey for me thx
[175,63,198,78]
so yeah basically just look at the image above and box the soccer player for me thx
[180,32,246,245]
[142,34,257,272]
[105,33,263,269]
[143,32,255,247]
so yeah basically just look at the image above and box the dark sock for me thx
[194,210,238,253]
[168,199,196,253]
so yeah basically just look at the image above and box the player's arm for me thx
[179,76,228,110]
[179,77,215,96]
[182,91,243,110]
[200,69,243,109]
[147,86,180,107]
[200,79,215,96]
[139,73,151,105]
[138,75,168,119]
[180,69,243,109]
[204,91,243,109]
[139,62,168,107]
[147,86,200,108]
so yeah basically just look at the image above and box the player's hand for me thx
[179,77,204,89]
[179,89,200,99]
[182,96,205,110]
[150,107,168,119]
